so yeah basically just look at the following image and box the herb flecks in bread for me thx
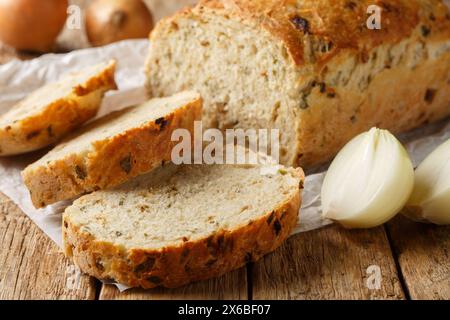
[0,60,117,156]
[63,163,304,289]
[146,0,450,168]
[22,91,202,208]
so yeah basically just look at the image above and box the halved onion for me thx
[321,128,414,229]
[405,139,450,225]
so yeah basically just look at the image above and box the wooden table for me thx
[0,0,449,300]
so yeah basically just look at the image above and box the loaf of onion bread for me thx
[146,0,450,167]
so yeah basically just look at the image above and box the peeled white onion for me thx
[321,128,414,229]
[405,139,450,225]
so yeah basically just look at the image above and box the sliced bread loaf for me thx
[22,91,202,208]
[146,0,450,168]
[0,60,117,156]
[63,163,304,288]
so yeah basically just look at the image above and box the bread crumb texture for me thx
[146,0,450,167]
[22,91,202,208]
[63,163,304,288]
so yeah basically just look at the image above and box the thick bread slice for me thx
[0,60,117,156]
[63,163,304,288]
[22,91,202,208]
[146,0,450,168]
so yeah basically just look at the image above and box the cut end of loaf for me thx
[146,2,450,170]
[63,163,304,288]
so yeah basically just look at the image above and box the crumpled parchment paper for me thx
[0,39,449,249]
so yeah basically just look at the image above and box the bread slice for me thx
[63,162,304,288]
[0,60,117,156]
[22,91,202,208]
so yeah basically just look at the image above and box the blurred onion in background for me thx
[0,0,198,54]
[0,0,68,52]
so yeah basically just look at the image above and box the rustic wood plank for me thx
[0,193,97,300]
[0,2,95,301]
[99,269,247,300]
[252,225,405,300]
[387,215,450,300]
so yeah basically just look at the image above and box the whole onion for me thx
[85,0,154,47]
[0,0,68,52]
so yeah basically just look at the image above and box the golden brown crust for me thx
[148,0,450,168]
[194,0,450,65]
[296,50,450,168]
[0,61,117,156]
[22,97,202,208]
[63,169,303,289]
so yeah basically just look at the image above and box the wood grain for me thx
[387,215,450,300]
[0,193,96,300]
[99,269,247,300]
[1,0,449,302]
[252,225,405,300]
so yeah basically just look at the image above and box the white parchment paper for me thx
[0,39,449,248]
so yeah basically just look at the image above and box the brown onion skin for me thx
[86,0,154,47]
[0,0,68,52]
